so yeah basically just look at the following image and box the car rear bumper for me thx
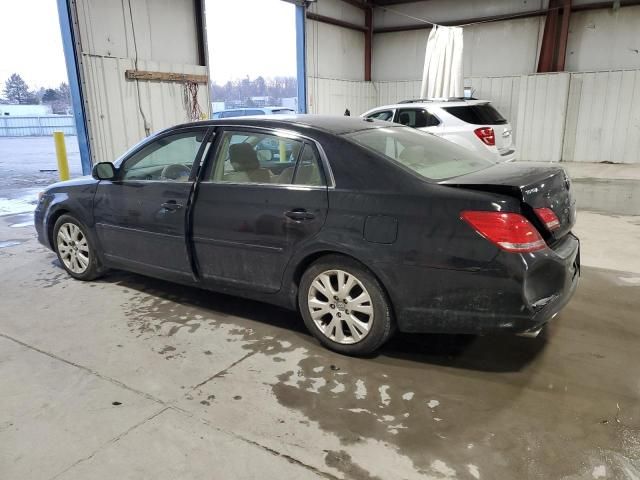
[385,233,580,335]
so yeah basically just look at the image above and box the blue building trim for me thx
[56,0,92,175]
[295,5,307,114]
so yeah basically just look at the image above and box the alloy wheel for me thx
[56,222,90,274]
[307,269,374,345]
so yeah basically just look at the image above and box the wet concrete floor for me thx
[1,217,639,479]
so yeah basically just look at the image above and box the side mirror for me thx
[92,162,116,180]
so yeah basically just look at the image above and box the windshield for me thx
[346,126,495,180]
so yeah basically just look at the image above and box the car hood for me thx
[46,175,98,191]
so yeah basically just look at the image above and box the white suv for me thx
[361,99,516,162]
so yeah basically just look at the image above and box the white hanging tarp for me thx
[420,26,464,99]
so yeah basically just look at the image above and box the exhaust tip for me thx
[516,327,544,338]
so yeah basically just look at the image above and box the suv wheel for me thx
[299,255,394,355]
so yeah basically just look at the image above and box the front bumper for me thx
[389,233,580,335]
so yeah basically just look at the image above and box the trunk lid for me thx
[441,162,576,240]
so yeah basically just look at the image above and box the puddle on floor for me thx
[0,240,22,248]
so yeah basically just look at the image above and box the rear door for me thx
[394,108,441,133]
[93,127,211,279]
[192,128,329,293]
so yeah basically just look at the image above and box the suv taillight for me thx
[474,127,495,146]
[534,207,561,231]
[461,211,546,253]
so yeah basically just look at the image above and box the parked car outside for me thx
[35,115,578,355]
[212,107,296,118]
[362,99,516,163]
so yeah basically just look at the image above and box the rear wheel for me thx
[299,255,394,355]
[53,214,102,280]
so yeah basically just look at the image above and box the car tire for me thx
[299,255,395,356]
[53,214,103,281]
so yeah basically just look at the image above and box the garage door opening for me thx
[205,0,299,117]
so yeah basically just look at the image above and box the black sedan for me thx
[35,115,579,355]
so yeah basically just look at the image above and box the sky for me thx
[205,0,297,84]
[0,0,69,90]
[0,0,296,93]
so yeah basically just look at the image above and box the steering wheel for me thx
[160,164,191,181]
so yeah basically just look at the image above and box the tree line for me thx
[211,75,297,106]
[1,73,72,114]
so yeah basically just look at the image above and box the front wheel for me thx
[299,255,395,356]
[53,214,103,280]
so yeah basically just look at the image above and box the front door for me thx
[192,128,329,293]
[93,128,211,280]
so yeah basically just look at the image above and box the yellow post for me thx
[279,139,287,163]
[53,131,70,181]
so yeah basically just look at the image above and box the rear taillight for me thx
[461,210,546,253]
[474,127,495,146]
[534,207,561,231]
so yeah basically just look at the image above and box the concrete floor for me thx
[1,137,640,479]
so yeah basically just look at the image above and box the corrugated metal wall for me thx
[72,0,209,164]
[310,69,640,164]
[307,77,376,115]
[0,116,76,137]
[82,57,208,163]
[563,70,640,164]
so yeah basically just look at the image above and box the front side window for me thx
[210,131,325,186]
[367,110,394,122]
[120,131,206,181]
[396,109,440,128]
[346,126,494,181]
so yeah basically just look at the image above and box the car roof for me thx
[368,99,490,110]
[172,114,398,136]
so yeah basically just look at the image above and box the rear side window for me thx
[443,104,507,125]
[245,109,265,115]
[209,131,325,187]
[367,110,394,122]
[396,109,440,128]
[346,126,494,181]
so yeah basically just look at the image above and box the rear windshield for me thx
[271,109,295,114]
[443,104,507,125]
[346,127,494,181]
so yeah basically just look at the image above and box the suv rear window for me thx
[443,104,507,125]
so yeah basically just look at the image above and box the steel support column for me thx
[296,4,307,113]
[365,7,372,81]
[56,0,92,175]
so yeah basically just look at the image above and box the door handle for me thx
[161,201,183,211]
[284,209,315,221]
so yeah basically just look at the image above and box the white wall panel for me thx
[83,56,208,163]
[313,0,364,27]
[72,0,209,164]
[515,73,569,162]
[373,0,546,29]
[563,70,640,164]
[373,80,421,105]
[76,0,200,64]
[373,17,543,81]
[306,20,365,81]
[566,6,640,72]
[307,77,376,116]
